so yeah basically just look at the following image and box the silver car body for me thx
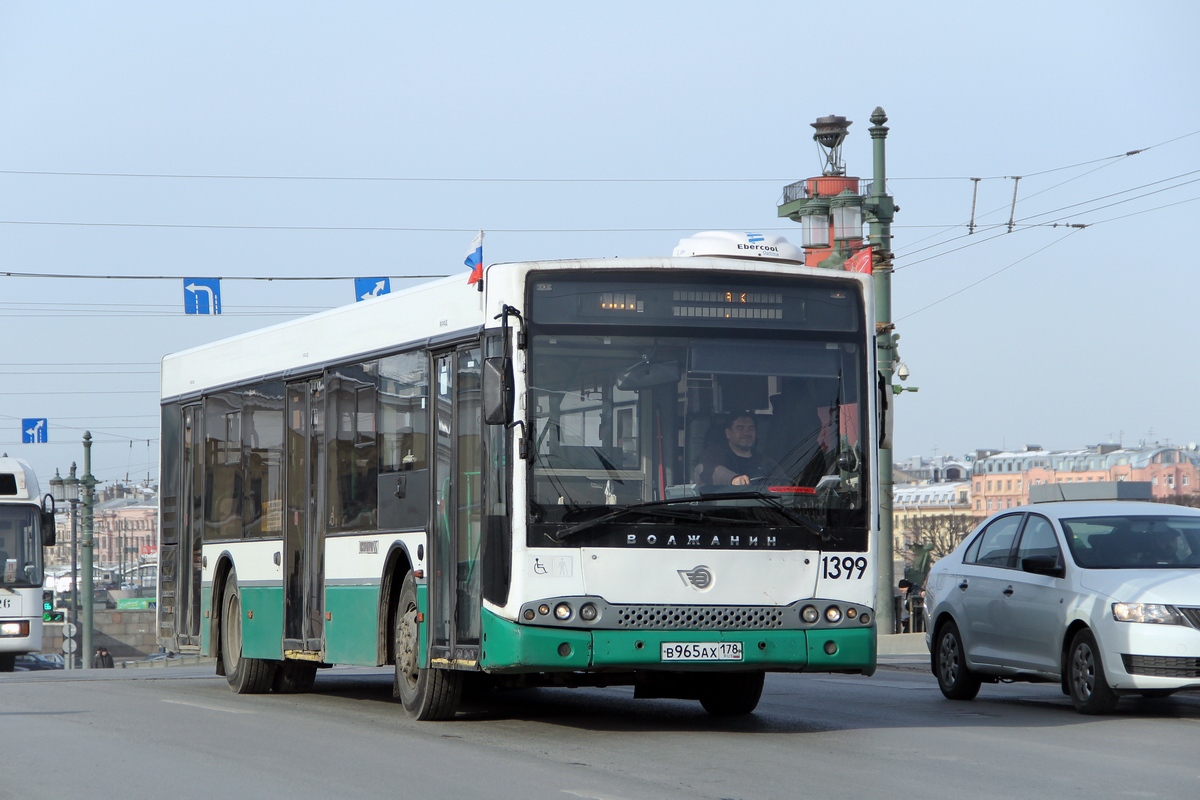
[925,501,1200,693]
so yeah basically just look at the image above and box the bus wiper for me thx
[696,491,834,541]
[552,500,763,542]
[551,492,833,542]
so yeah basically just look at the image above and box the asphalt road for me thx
[3,661,1198,800]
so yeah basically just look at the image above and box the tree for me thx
[896,514,976,585]
[1154,494,1200,509]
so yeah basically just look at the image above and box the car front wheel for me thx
[933,621,981,700]
[1067,629,1119,715]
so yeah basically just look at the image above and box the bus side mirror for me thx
[41,494,57,547]
[482,356,514,426]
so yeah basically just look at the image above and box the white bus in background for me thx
[158,232,885,718]
[0,457,58,671]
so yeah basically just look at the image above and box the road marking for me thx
[561,792,631,800]
[161,698,253,714]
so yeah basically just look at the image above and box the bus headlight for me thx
[554,602,573,621]
[825,606,843,624]
[0,621,29,637]
[801,605,819,624]
[579,603,598,621]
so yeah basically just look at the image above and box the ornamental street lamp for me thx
[49,463,82,668]
[779,108,909,634]
[80,433,97,670]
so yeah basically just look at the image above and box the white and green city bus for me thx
[0,457,58,672]
[157,232,884,718]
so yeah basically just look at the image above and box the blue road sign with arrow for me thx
[184,278,222,315]
[22,418,47,443]
[355,277,391,302]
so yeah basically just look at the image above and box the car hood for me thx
[1079,568,1200,604]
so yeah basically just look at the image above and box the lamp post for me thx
[779,108,907,634]
[864,108,899,636]
[80,433,96,670]
[49,464,82,668]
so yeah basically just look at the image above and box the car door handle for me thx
[1003,586,1014,596]
[958,580,969,590]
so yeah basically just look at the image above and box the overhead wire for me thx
[0,127,1194,183]
[897,229,1084,322]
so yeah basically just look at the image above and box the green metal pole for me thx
[867,108,897,633]
[80,432,95,669]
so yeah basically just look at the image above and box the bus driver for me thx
[694,412,776,487]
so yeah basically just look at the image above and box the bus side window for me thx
[379,352,430,529]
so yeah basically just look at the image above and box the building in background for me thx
[49,481,158,585]
[970,442,1200,515]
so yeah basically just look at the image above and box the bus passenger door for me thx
[429,347,483,665]
[177,404,203,648]
[284,380,326,654]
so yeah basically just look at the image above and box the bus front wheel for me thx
[273,662,318,693]
[220,569,275,694]
[698,671,765,716]
[393,572,461,720]
[0,653,14,672]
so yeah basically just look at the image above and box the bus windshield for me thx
[0,506,43,588]
[526,333,868,545]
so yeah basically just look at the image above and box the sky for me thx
[2,1,1199,489]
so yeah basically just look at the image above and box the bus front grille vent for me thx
[614,605,787,630]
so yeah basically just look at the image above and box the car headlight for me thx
[1111,603,1187,625]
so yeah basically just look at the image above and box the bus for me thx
[0,457,58,672]
[157,231,884,718]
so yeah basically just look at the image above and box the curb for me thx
[119,655,215,669]
[877,632,928,656]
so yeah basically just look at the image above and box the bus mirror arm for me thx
[509,420,533,461]
[494,304,526,351]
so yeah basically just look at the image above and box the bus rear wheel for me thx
[698,671,765,716]
[393,572,461,720]
[220,569,275,694]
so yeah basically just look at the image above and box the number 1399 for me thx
[821,555,867,580]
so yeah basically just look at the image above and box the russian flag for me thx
[465,230,484,285]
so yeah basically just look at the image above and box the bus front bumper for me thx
[479,608,876,675]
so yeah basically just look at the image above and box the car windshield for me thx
[0,506,43,587]
[1062,514,1200,569]
[526,333,868,543]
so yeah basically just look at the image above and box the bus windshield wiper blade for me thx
[551,492,832,542]
[680,490,835,541]
[552,504,719,541]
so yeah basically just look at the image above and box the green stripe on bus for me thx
[238,585,284,660]
[480,608,591,672]
[804,626,877,673]
[592,629,809,669]
[200,592,213,656]
[324,585,381,665]
[416,583,428,670]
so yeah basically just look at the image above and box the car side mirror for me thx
[1021,553,1064,578]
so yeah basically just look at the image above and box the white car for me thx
[924,500,1200,714]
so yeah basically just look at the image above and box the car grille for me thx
[1178,607,1200,629]
[1122,654,1200,678]
[613,605,788,630]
